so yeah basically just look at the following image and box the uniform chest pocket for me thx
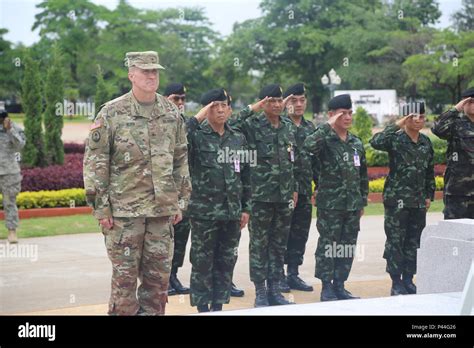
[199,149,220,168]
[458,129,474,154]
[114,127,146,164]
[255,134,275,158]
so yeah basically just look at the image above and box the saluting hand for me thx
[455,97,472,112]
[327,111,344,128]
[282,94,294,109]
[194,102,214,123]
[395,114,412,128]
[250,97,269,113]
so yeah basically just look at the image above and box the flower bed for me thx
[0,188,86,209]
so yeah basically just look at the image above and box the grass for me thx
[0,201,444,239]
[8,113,93,124]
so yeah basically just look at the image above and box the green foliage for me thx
[43,46,65,165]
[452,0,474,32]
[351,107,373,144]
[94,64,109,115]
[21,53,46,168]
[429,135,448,165]
[365,144,389,167]
[0,188,86,209]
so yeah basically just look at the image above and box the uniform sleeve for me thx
[425,140,436,201]
[369,124,400,151]
[240,135,252,214]
[174,114,192,211]
[431,109,458,140]
[83,111,112,219]
[303,123,330,159]
[360,146,369,207]
[227,106,254,132]
[7,123,26,151]
[311,154,320,189]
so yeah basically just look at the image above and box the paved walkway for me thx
[0,213,444,315]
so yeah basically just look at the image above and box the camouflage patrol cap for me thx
[125,51,165,70]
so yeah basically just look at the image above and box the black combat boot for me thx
[268,280,292,306]
[197,304,210,313]
[287,264,313,292]
[320,281,338,302]
[390,274,408,296]
[254,281,269,307]
[211,303,223,312]
[280,274,291,293]
[167,282,176,296]
[333,280,360,300]
[230,282,245,297]
[169,267,190,294]
[402,273,417,294]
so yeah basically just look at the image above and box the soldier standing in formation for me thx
[432,88,474,219]
[164,82,190,295]
[280,83,315,293]
[370,102,435,295]
[304,94,368,302]
[83,51,191,315]
[230,84,297,307]
[0,107,25,244]
[186,88,251,312]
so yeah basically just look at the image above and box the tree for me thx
[352,107,373,144]
[0,29,23,101]
[43,46,65,165]
[452,0,474,32]
[21,53,46,167]
[94,64,109,114]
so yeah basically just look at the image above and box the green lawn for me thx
[0,201,444,239]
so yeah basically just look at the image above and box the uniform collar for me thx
[129,90,161,119]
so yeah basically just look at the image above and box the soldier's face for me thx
[463,97,474,116]
[171,94,186,109]
[406,114,425,131]
[263,97,283,117]
[331,108,353,129]
[286,95,307,116]
[129,68,159,93]
[208,101,227,125]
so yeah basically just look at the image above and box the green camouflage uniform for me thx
[186,117,251,307]
[83,91,191,315]
[284,116,315,267]
[304,123,368,282]
[229,107,298,283]
[432,109,474,219]
[370,124,435,275]
[0,122,25,230]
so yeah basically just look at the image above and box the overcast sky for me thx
[0,0,463,46]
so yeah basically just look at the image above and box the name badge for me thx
[288,143,295,162]
[234,158,241,173]
[353,148,360,167]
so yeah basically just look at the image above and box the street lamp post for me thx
[321,68,342,99]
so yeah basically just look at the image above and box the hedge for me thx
[0,188,86,209]
[368,176,444,193]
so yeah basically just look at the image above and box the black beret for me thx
[402,102,425,116]
[461,87,474,98]
[283,83,305,98]
[328,94,352,111]
[200,88,228,106]
[164,82,186,96]
[0,111,7,118]
[259,84,283,99]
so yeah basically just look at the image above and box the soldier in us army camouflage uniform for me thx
[370,102,435,296]
[186,88,251,312]
[229,84,297,307]
[83,51,191,316]
[304,94,368,302]
[0,108,25,244]
[164,82,190,296]
[279,83,315,293]
[432,87,474,219]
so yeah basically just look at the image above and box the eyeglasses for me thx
[172,96,186,101]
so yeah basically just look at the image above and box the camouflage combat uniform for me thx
[0,122,25,230]
[432,108,474,219]
[83,91,191,315]
[186,117,251,307]
[370,124,435,276]
[304,123,368,282]
[284,116,315,268]
[229,107,298,283]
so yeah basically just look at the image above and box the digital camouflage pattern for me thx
[186,117,251,220]
[83,91,191,219]
[369,124,435,208]
[0,173,22,230]
[189,218,240,306]
[304,123,368,210]
[432,109,474,219]
[104,216,174,315]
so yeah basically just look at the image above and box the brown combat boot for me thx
[7,229,18,244]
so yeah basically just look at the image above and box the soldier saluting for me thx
[432,88,474,219]
[83,51,191,315]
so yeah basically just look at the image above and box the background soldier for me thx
[432,88,474,219]
[83,51,191,315]
[370,102,435,296]
[304,94,368,302]
[229,84,297,307]
[0,107,25,243]
[164,82,190,295]
[187,88,251,312]
[280,83,314,293]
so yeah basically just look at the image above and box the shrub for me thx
[64,142,85,154]
[0,188,86,209]
[368,177,444,193]
[365,144,389,167]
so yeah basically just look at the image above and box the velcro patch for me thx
[90,120,103,130]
